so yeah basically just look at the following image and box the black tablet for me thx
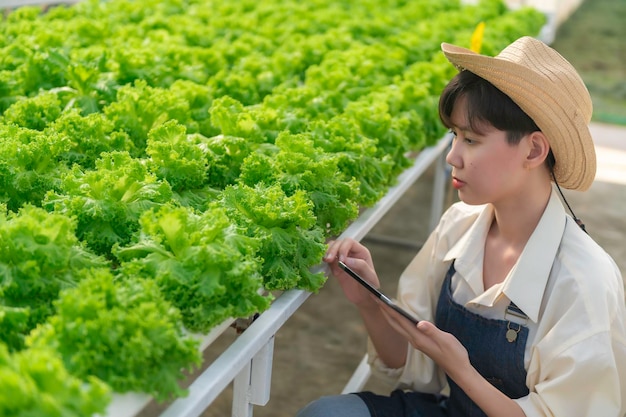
[338,261,419,325]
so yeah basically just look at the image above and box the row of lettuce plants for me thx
[0,0,545,413]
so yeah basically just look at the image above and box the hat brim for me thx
[441,42,596,191]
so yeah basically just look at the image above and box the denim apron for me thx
[435,261,530,416]
[355,262,530,417]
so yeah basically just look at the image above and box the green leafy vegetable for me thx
[1,92,63,131]
[0,342,111,417]
[103,80,192,154]
[114,204,272,332]
[0,205,108,351]
[47,109,136,170]
[0,122,70,211]
[146,120,209,192]
[28,268,201,401]
[220,183,327,291]
[238,131,359,234]
[44,151,173,256]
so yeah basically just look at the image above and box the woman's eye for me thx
[449,129,475,144]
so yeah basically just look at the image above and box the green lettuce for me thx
[0,342,111,417]
[43,151,172,257]
[28,268,200,401]
[0,123,70,211]
[0,205,108,351]
[114,204,272,332]
[238,131,359,235]
[220,183,327,291]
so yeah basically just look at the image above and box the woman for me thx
[297,36,626,417]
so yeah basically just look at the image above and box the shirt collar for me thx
[443,203,493,295]
[443,188,566,322]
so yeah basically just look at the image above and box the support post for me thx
[232,336,275,417]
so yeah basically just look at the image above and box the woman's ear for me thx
[525,131,551,169]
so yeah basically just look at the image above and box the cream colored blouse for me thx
[368,188,626,417]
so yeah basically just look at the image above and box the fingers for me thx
[323,238,382,306]
[380,305,436,349]
[416,320,436,334]
[379,302,418,335]
[323,238,372,266]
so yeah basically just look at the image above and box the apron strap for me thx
[505,302,529,321]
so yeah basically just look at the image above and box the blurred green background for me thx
[551,0,626,125]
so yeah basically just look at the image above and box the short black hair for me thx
[439,70,540,144]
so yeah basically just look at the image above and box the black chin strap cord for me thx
[551,170,588,234]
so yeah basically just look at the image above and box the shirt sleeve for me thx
[516,244,626,417]
[515,331,626,417]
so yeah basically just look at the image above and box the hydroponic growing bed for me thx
[0,0,545,415]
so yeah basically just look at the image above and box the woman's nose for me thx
[445,137,462,168]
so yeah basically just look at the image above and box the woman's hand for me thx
[323,238,380,309]
[324,238,411,368]
[379,305,471,379]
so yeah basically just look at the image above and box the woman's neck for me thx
[482,180,552,289]
[490,180,552,247]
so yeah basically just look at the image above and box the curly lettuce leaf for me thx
[103,80,192,154]
[145,120,209,192]
[0,306,29,353]
[220,183,327,291]
[0,123,70,211]
[0,205,109,351]
[114,204,271,333]
[43,151,173,257]
[208,95,266,143]
[27,268,200,401]
[0,342,111,417]
[238,131,359,234]
[1,92,63,131]
[47,109,136,170]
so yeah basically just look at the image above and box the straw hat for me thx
[441,36,596,191]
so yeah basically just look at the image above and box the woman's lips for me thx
[451,177,465,189]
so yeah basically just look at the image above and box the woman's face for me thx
[445,96,529,206]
